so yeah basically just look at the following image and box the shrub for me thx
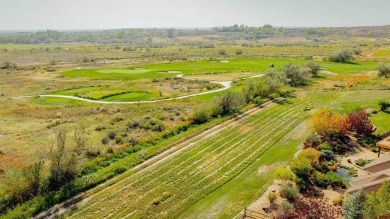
[274,167,295,181]
[107,131,116,140]
[325,172,344,188]
[303,133,322,148]
[295,177,310,192]
[235,49,243,55]
[313,171,328,187]
[355,158,371,167]
[328,50,353,63]
[320,149,335,161]
[1,61,17,69]
[311,109,350,138]
[378,101,390,111]
[253,97,266,106]
[333,196,344,206]
[115,136,124,145]
[282,63,312,86]
[304,61,321,77]
[365,181,390,217]
[318,142,332,151]
[377,62,390,78]
[192,108,211,124]
[101,136,110,145]
[291,157,313,179]
[347,109,376,136]
[218,49,226,55]
[277,201,294,216]
[267,192,277,204]
[280,182,300,202]
[343,189,367,219]
[298,148,321,165]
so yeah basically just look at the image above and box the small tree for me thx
[263,69,287,92]
[219,90,243,116]
[304,61,320,77]
[328,50,354,63]
[343,189,367,219]
[377,62,390,78]
[347,109,376,136]
[47,129,78,190]
[192,108,211,124]
[282,63,311,86]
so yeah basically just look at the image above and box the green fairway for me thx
[372,48,390,57]
[370,112,390,134]
[61,58,377,81]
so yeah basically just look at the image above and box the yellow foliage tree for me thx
[311,109,350,138]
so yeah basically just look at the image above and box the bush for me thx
[115,136,124,145]
[343,189,367,219]
[101,136,110,145]
[325,172,345,188]
[274,167,295,181]
[313,171,328,187]
[365,181,390,217]
[218,49,226,55]
[192,108,211,124]
[318,142,332,151]
[282,63,312,86]
[355,158,371,167]
[280,182,300,202]
[277,201,294,217]
[298,148,321,165]
[235,49,243,55]
[347,109,376,136]
[328,50,353,63]
[333,196,344,206]
[378,101,390,111]
[1,61,17,69]
[377,62,390,78]
[267,192,277,204]
[320,149,335,161]
[291,157,313,179]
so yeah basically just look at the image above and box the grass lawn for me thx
[370,111,390,134]
[372,48,390,57]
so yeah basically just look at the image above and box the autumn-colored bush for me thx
[298,148,321,165]
[347,109,376,136]
[311,109,350,138]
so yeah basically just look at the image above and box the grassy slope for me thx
[60,91,336,219]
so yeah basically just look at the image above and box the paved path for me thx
[13,74,263,104]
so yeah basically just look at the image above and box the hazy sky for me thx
[0,0,389,30]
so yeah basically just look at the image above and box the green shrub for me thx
[192,108,211,124]
[328,50,353,63]
[333,196,344,206]
[377,62,390,78]
[115,136,124,145]
[325,172,345,188]
[298,148,321,165]
[291,157,313,179]
[378,100,390,111]
[268,92,280,100]
[355,158,372,167]
[274,167,294,181]
[313,171,328,187]
[365,181,390,217]
[319,142,332,151]
[295,177,310,192]
[253,97,267,106]
[280,182,300,202]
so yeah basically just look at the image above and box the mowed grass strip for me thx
[65,91,336,219]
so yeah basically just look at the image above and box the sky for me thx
[0,0,389,30]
